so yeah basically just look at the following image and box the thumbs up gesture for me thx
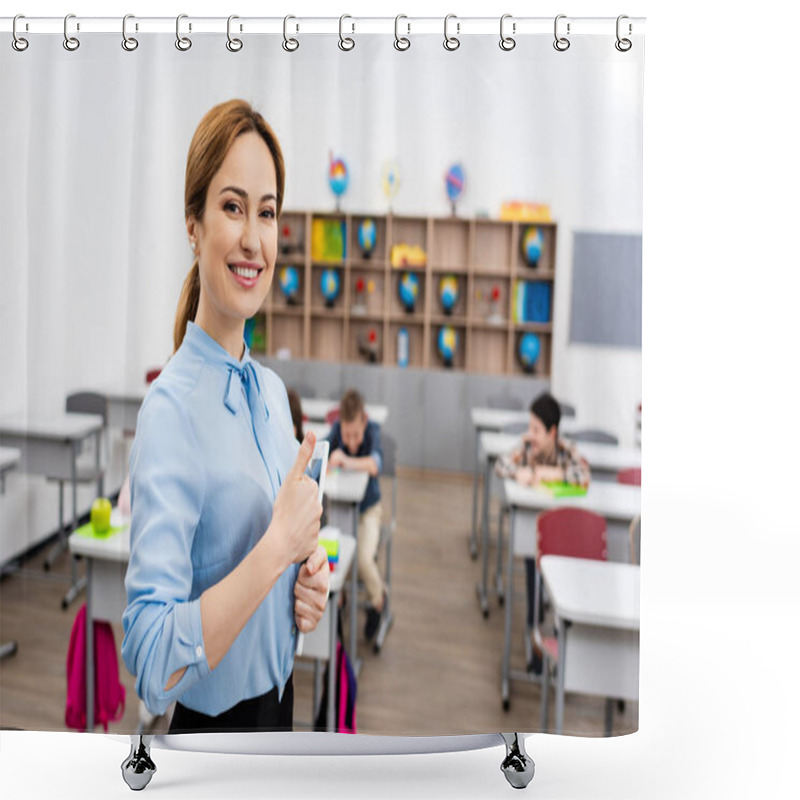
[271,431,323,568]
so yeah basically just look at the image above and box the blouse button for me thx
[195,645,203,658]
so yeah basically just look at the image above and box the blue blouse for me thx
[121,321,301,718]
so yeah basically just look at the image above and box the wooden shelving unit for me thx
[260,210,557,376]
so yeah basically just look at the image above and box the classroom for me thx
[0,25,642,743]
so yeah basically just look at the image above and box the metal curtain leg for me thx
[500,733,535,789]
[121,735,156,791]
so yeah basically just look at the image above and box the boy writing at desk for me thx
[495,391,591,675]
[326,389,385,642]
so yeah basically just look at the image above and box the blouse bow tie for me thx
[224,361,281,495]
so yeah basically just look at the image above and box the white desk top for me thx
[480,432,641,473]
[470,407,529,431]
[301,398,389,426]
[503,478,640,522]
[0,446,21,473]
[324,468,369,504]
[326,532,355,595]
[69,513,131,563]
[305,421,331,441]
[0,412,105,441]
[540,555,640,630]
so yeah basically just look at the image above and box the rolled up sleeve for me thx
[121,388,211,716]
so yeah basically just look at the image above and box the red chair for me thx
[616,467,641,486]
[533,507,608,731]
[325,408,340,425]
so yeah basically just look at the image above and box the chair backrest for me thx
[325,408,340,425]
[629,515,641,565]
[501,421,528,435]
[66,392,108,425]
[568,428,619,446]
[380,431,397,479]
[487,394,523,411]
[617,467,641,486]
[536,507,608,566]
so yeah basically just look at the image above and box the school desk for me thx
[500,479,641,711]
[68,513,356,734]
[323,468,370,673]
[540,556,640,734]
[300,398,389,426]
[0,412,105,587]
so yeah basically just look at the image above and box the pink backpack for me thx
[65,603,126,731]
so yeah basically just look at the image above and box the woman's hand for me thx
[270,431,323,567]
[294,545,330,633]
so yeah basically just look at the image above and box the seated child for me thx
[326,389,385,642]
[495,391,591,675]
[495,392,590,488]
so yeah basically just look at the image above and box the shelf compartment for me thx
[513,222,557,274]
[473,220,512,274]
[278,211,307,259]
[468,327,507,375]
[348,215,387,263]
[511,330,551,378]
[430,322,466,372]
[431,218,469,269]
[349,270,385,317]
[270,314,304,360]
[309,316,344,362]
[388,321,424,369]
[347,319,384,365]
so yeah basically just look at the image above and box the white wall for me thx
[1,30,642,553]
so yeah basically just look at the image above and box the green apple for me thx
[91,497,112,534]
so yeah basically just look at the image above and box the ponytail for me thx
[173,260,200,353]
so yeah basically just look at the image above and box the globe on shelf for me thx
[445,163,465,215]
[398,271,420,313]
[438,275,459,315]
[517,332,541,373]
[320,268,341,308]
[278,265,300,304]
[521,226,544,268]
[437,325,459,368]
[358,218,377,258]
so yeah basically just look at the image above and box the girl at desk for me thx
[495,392,590,488]
[122,100,329,733]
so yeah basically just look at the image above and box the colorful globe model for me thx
[518,332,541,372]
[358,218,377,257]
[398,271,420,313]
[278,265,300,303]
[439,275,459,314]
[437,325,459,367]
[521,226,544,267]
[445,163,465,204]
[320,268,341,307]
[328,155,349,198]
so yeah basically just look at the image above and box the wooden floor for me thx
[0,469,637,737]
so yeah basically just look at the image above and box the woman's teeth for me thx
[230,265,260,279]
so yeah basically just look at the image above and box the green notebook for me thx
[75,521,126,539]
[541,481,588,498]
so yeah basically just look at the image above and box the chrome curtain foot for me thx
[121,734,156,791]
[500,733,535,789]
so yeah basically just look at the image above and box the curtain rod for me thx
[2,15,646,37]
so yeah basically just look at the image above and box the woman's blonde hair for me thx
[173,99,286,352]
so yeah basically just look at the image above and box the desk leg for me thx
[495,499,505,605]
[476,455,493,617]
[62,445,86,609]
[328,592,337,732]
[469,430,481,559]
[555,618,567,735]
[501,506,516,711]
[86,559,94,731]
[349,503,360,675]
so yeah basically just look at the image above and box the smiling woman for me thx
[121,99,330,737]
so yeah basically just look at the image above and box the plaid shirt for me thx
[495,436,591,487]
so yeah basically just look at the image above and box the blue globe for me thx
[439,275,459,314]
[518,332,541,372]
[521,226,544,267]
[398,272,420,312]
[320,268,341,307]
[358,219,377,257]
[279,265,300,303]
[445,164,465,204]
[437,325,458,367]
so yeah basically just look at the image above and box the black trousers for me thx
[169,674,294,734]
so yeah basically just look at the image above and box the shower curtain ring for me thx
[226,15,243,52]
[444,14,460,51]
[394,15,410,51]
[122,15,139,51]
[499,14,516,51]
[12,15,29,51]
[553,14,570,52]
[615,15,633,52]
[63,13,80,51]
[339,14,355,51]
[283,15,299,52]
[176,14,192,51]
